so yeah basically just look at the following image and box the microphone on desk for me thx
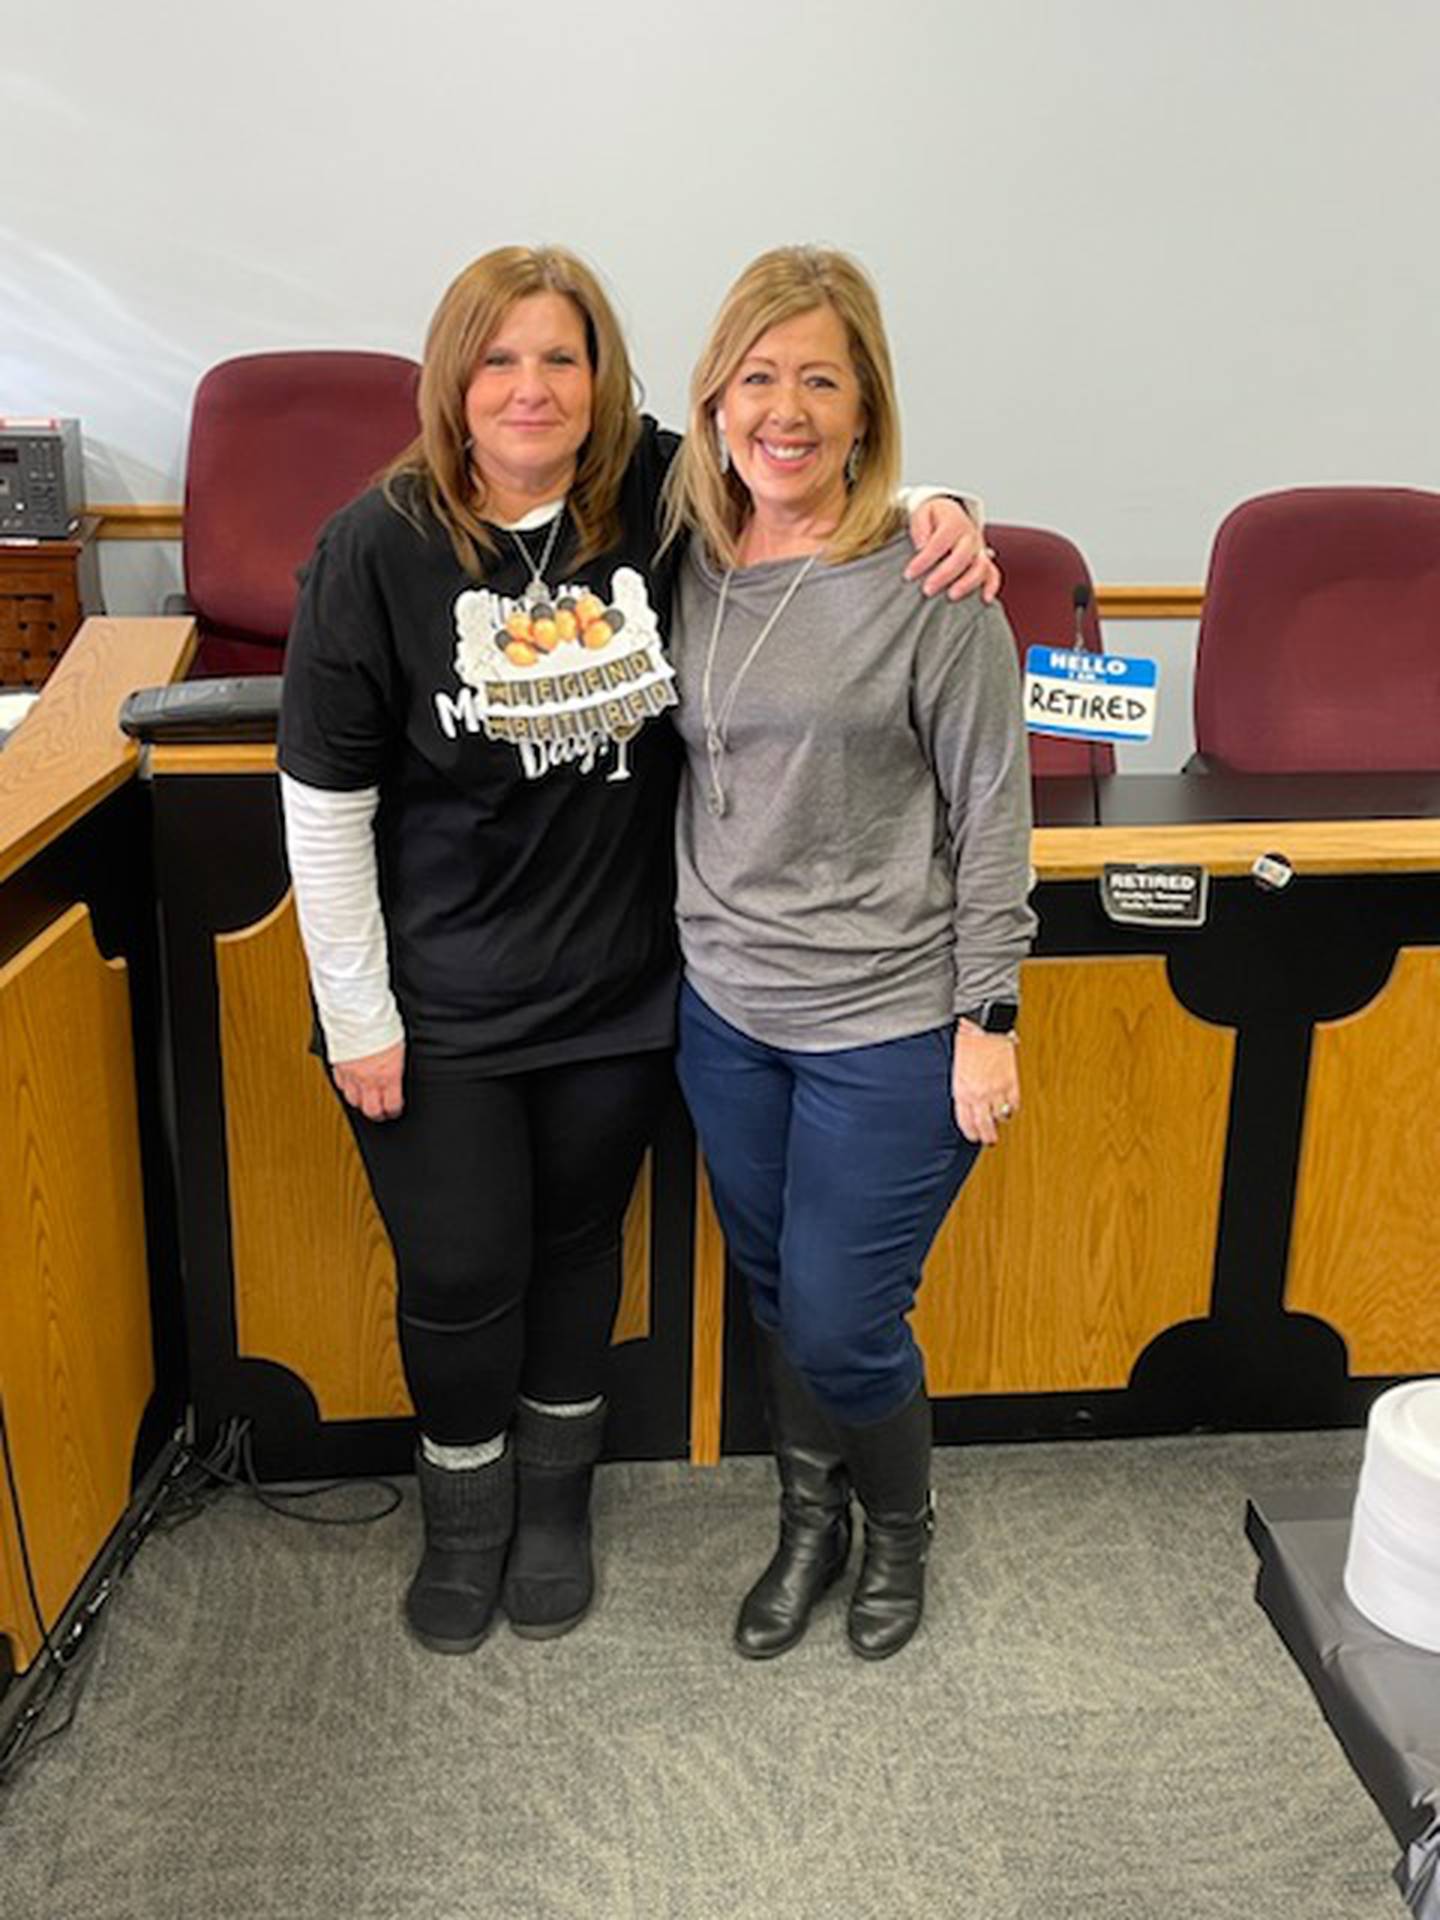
[1071,584,1102,819]
[1072,582,1092,649]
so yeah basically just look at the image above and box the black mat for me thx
[1247,1486,1440,1917]
[1030,770,1440,832]
[1104,772,1440,825]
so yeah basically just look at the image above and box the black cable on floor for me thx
[0,1410,402,1784]
[184,1417,404,1525]
[0,1630,105,1788]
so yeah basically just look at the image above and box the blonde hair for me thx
[663,246,902,569]
[384,245,640,576]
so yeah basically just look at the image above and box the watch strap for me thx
[957,999,1019,1034]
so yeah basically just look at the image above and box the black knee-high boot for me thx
[407,1445,514,1655]
[734,1325,852,1660]
[834,1383,933,1661]
[501,1399,607,1639]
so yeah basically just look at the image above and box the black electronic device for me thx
[958,999,1019,1034]
[0,418,84,538]
[118,677,282,743]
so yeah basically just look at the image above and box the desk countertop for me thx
[1033,773,1440,876]
[140,748,1440,882]
[0,618,196,886]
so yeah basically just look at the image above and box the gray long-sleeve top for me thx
[672,533,1037,1051]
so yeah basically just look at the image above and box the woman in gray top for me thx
[666,247,1036,1662]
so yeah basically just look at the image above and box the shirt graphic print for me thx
[437,566,678,783]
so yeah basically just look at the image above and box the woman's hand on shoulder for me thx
[905,497,1002,604]
[951,1022,1020,1147]
[332,1039,406,1121]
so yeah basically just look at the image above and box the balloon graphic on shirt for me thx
[442,567,677,783]
[499,594,623,665]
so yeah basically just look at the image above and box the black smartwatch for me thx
[957,1000,1019,1035]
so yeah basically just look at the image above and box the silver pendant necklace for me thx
[508,509,566,599]
[700,552,818,819]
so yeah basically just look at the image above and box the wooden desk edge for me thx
[141,749,1440,878]
[0,617,196,887]
[149,741,279,776]
[1032,819,1440,877]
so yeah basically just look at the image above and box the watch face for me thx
[982,1001,1019,1033]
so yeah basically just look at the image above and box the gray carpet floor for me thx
[0,1429,1403,1920]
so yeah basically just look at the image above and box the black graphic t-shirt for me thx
[278,416,683,1076]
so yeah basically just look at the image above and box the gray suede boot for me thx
[501,1399,607,1639]
[406,1445,514,1655]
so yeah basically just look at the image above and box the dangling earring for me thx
[846,439,864,486]
[716,425,731,476]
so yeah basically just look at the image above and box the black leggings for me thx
[342,1051,673,1445]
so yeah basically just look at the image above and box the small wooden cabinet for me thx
[0,518,103,686]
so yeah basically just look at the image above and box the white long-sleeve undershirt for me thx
[278,497,574,1067]
[280,772,404,1065]
[902,487,984,533]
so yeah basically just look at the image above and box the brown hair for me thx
[384,245,640,575]
[663,245,902,569]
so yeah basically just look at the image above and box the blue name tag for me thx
[1024,648,1159,743]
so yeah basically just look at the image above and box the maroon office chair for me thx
[1193,487,1440,772]
[179,351,421,676]
[986,522,1115,778]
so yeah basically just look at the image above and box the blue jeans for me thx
[677,983,979,1425]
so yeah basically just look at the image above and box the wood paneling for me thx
[0,906,153,1674]
[1287,946,1440,1374]
[613,1154,652,1345]
[87,504,184,542]
[216,896,653,1420]
[217,896,409,1422]
[913,956,1234,1395]
[690,1157,726,1466]
[0,616,195,886]
[1096,586,1204,620]
[150,743,277,777]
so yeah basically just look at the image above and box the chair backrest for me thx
[1194,487,1440,772]
[986,522,1114,777]
[183,351,421,675]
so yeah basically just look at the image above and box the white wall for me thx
[8,0,1438,760]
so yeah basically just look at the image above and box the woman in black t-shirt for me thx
[278,245,994,1656]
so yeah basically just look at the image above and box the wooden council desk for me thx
[0,618,194,1681]
[5,632,1440,1688]
[142,747,1440,1476]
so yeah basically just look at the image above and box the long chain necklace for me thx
[508,509,566,599]
[700,552,818,819]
